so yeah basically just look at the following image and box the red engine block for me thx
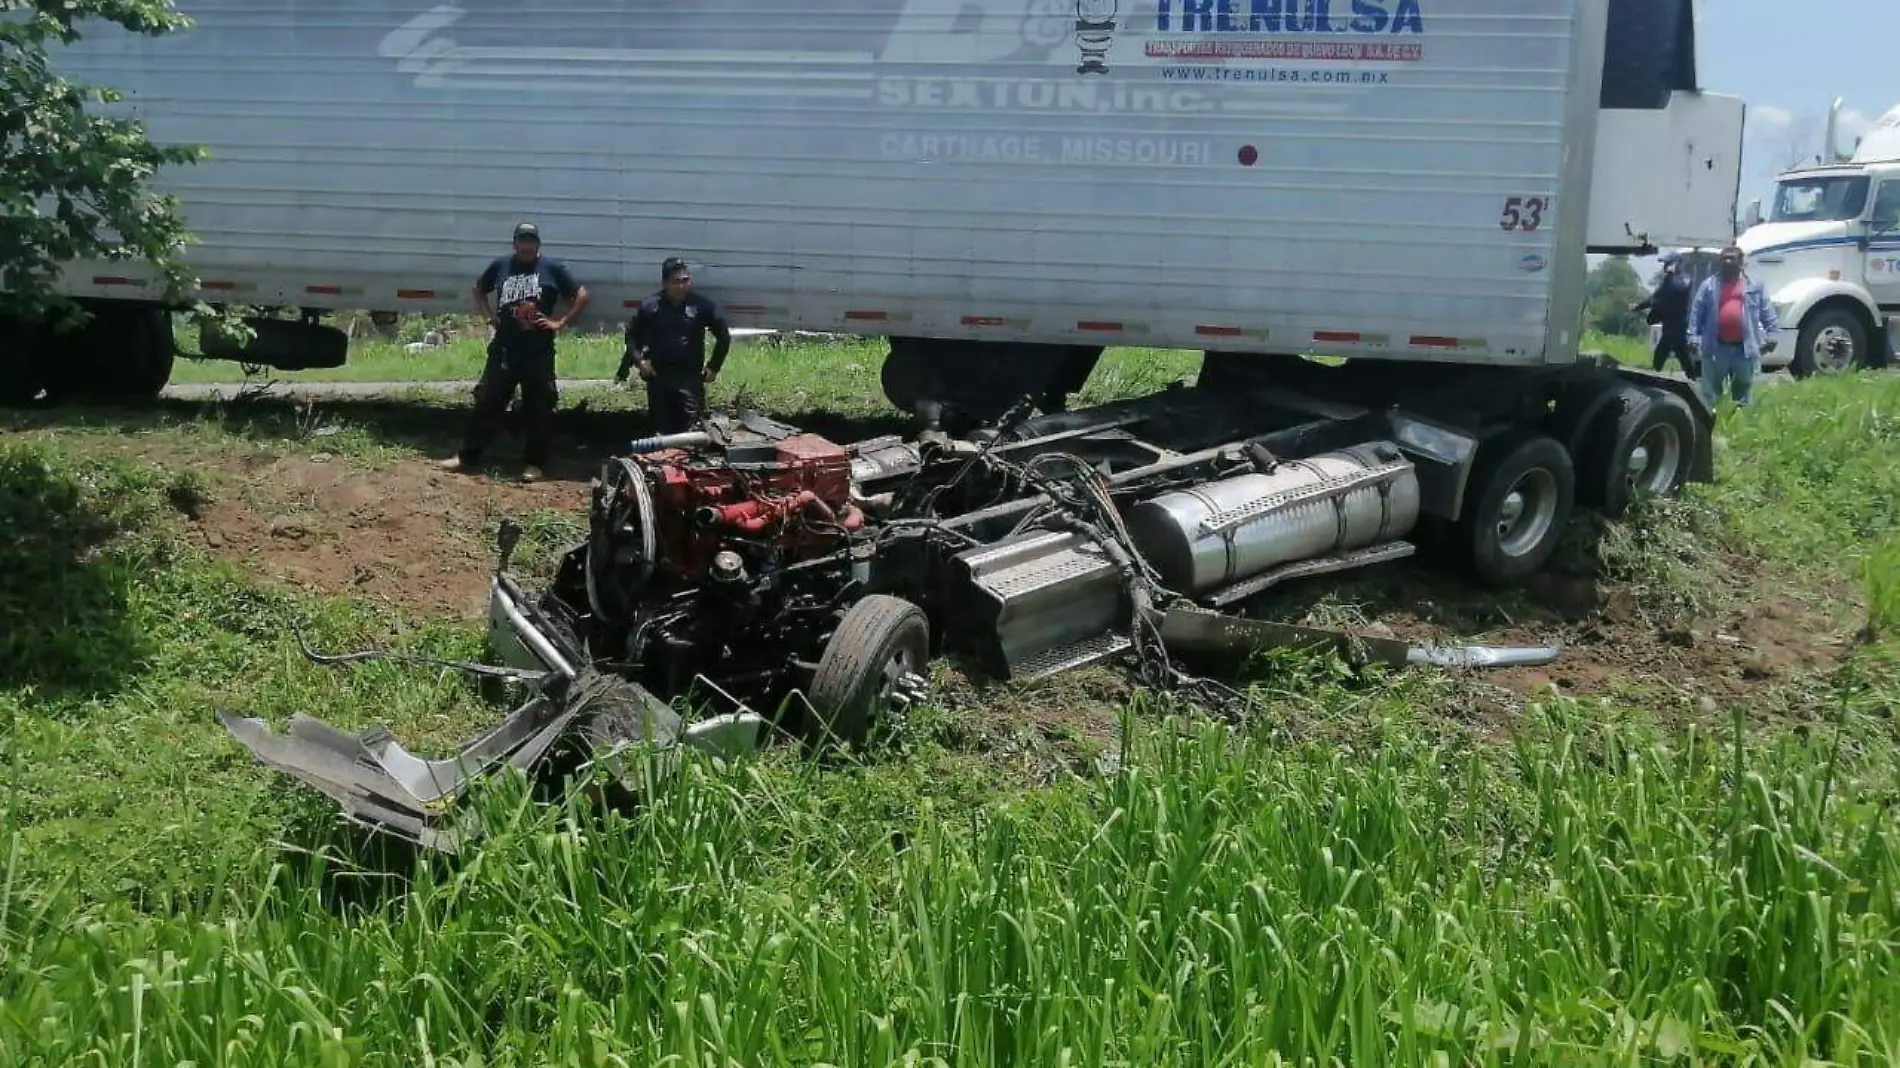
[640,433,863,576]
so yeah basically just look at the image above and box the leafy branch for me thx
[0,0,239,337]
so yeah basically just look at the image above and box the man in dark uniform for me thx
[616,257,733,433]
[1631,251,1696,378]
[441,221,589,482]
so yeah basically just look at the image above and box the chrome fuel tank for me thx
[1127,442,1419,595]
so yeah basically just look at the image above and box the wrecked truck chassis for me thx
[221,392,1566,851]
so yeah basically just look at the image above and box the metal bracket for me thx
[1201,542,1417,608]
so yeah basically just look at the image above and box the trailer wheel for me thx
[110,307,177,401]
[1578,386,1695,518]
[42,304,176,403]
[0,316,48,405]
[1458,430,1575,585]
[807,595,929,753]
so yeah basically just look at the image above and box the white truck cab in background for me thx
[1736,99,1900,375]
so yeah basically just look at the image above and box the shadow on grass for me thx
[4,392,914,486]
[0,446,167,699]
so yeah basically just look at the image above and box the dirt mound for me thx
[1244,556,1855,723]
[184,453,587,617]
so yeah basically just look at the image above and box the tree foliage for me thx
[1585,256,1650,338]
[1,0,214,326]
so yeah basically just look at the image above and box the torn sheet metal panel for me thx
[222,600,764,853]
[219,688,583,853]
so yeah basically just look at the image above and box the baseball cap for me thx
[513,221,540,241]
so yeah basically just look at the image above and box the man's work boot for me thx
[438,456,467,473]
[520,465,544,484]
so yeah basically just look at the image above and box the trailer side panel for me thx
[56,0,1586,364]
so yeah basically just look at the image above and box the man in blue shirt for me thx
[1688,245,1778,409]
[441,222,590,482]
[616,258,732,434]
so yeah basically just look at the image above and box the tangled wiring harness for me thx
[903,400,1257,718]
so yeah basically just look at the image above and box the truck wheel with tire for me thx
[1457,430,1576,585]
[0,316,49,405]
[807,595,929,753]
[41,303,177,404]
[108,306,178,401]
[1791,306,1867,378]
[1577,385,1695,518]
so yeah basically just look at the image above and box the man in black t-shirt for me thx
[441,221,590,482]
[616,257,732,434]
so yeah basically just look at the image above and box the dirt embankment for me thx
[148,442,1854,724]
[179,451,587,617]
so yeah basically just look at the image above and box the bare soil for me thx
[177,448,588,617]
[105,415,1857,752]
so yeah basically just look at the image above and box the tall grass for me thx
[4,705,1896,1066]
[1706,372,1900,571]
[1589,370,1900,632]
[12,331,1900,1066]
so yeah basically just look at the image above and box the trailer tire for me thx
[0,372,40,406]
[1579,386,1695,518]
[110,306,177,401]
[0,317,48,405]
[807,595,929,753]
[1458,430,1575,585]
[41,304,176,403]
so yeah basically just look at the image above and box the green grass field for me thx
[6,343,1900,1065]
[169,324,1205,407]
[170,320,1644,394]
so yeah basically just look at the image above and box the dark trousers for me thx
[1653,332,1697,378]
[459,341,557,466]
[646,374,706,435]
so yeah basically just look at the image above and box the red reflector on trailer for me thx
[1410,335,1459,349]
[306,284,343,296]
[961,315,1007,327]
[844,310,888,322]
[1077,320,1122,332]
[1195,325,1243,338]
[200,280,236,291]
[1313,330,1361,343]
[397,288,435,300]
[92,276,137,286]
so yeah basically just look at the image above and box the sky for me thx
[1700,0,1899,200]
[1609,0,1900,281]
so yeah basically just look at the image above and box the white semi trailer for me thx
[8,0,1744,583]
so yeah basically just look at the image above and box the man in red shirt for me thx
[1688,245,1779,409]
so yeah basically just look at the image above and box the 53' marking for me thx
[1500,196,1550,232]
